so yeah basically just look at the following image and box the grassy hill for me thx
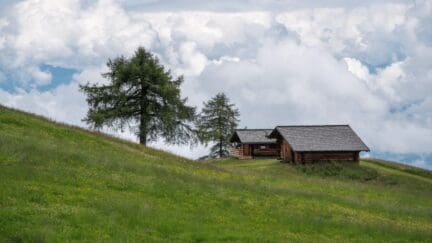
[1,105,432,242]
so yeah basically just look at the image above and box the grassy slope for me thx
[1,106,432,242]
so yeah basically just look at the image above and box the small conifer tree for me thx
[196,93,240,157]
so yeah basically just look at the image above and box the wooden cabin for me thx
[268,125,369,162]
[230,129,279,159]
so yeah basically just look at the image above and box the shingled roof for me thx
[230,129,277,144]
[269,125,369,152]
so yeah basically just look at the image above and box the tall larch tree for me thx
[196,93,240,158]
[80,47,196,145]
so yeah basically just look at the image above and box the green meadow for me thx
[1,105,432,242]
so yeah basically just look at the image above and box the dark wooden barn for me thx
[269,125,369,162]
[230,129,279,159]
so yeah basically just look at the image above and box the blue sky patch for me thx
[0,65,78,93]
[38,65,78,92]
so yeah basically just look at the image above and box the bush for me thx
[293,160,379,181]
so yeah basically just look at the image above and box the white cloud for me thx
[121,0,413,12]
[0,82,86,126]
[27,66,52,85]
[0,0,157,80]
[175,41,208,76]
[374,62,405,102]
[72,64,109,85]
[275,4,408,59]
[344,57,372,83]
[133,11,272,49]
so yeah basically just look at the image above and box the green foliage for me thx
[196,93,240,157]
[80,47,196,145]
[1,106,432,242]
[292,161,379,181]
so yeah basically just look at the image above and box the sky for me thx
[0,0,431,169]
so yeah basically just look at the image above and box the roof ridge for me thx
[276,124,350,128]
[235,128,273,130]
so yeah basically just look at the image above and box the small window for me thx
[260,145,267,149]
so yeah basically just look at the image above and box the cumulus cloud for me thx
[27,66,52,85]
[122,0,412,11]
[275,3,409,65]
[0,0,431,167]
[0,81,86,126]
[344,58,373,83]
[194,39,428,154]
[0,0,157,87]
[72,64,109,85]
[175,41,208,76]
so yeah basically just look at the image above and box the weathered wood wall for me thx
[231,144,252,159]
[231,144,279,159]
[230,147,241,158]
[277,137,360,162]
[251,144,279,157]
[279,139,293,161]
[230,145,252,159]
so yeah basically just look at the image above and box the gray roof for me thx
[270,125,369,152]
[231,129,277,144]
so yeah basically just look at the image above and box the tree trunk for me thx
[139,81,147,146]
[139,114,147,146]
[139,135,147,145]
[219,137,223,158]
[218,109,223,157]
